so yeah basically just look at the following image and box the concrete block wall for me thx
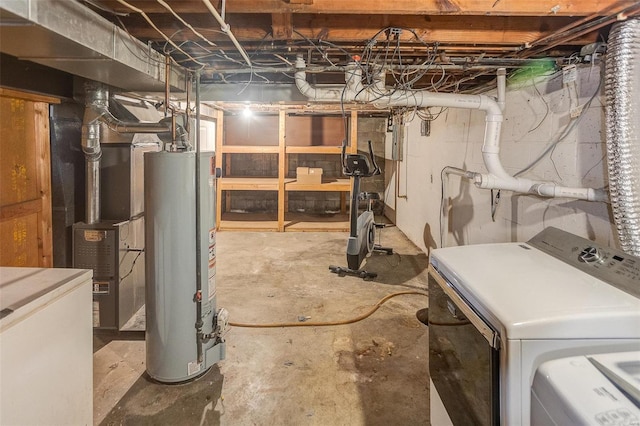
[228,153,278,177]
[287,192,342,213]
[227,190,278,213]
[386,64,615,253]
[287,154,342,179]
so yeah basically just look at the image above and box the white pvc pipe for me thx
[201,0,252,67]
[345,62,363,95]
[294,57,607,202]
[294,55,346,101]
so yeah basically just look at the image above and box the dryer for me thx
[428,227,640,425]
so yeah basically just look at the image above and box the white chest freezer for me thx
[0,267,93,426]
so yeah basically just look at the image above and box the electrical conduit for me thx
[201,0,252,67]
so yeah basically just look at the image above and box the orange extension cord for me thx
[229,290,428,328]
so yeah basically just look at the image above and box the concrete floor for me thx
[94,226,430,425]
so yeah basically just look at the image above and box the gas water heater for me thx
[144,151,227,383]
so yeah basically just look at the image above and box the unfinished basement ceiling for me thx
[85,1,639,92]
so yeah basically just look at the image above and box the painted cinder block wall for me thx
[385,64,615,253]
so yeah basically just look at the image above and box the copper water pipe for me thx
[164,55,178,145]
[185,70,192,134]
[164,55,170,118]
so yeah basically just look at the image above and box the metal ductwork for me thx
[81,81,172,224]
[295,56,607,203]
[81,82,106,225]
[0,0,185,92]
[605,18,640,256]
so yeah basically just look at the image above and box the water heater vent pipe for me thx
[81,81,174,224]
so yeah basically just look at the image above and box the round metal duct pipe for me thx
[605,18,640,256]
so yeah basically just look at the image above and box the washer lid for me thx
[430,231,640,340]
[531,352,640,425]
[589,351,640,405]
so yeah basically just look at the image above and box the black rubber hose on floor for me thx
[228,290,428,328]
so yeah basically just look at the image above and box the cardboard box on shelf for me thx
[296,167,323,184]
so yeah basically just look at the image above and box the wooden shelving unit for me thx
[220,145,280,154]
[215,109,358,232]
[218,177,280,191]
[284,212,351,232]
[285,146,343,154]
[217,212,279,232]
[284,178,351,192]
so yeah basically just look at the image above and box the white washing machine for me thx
[427,227,640,425]
[531,351,640,425]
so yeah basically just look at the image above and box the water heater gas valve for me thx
[214,308,230,342]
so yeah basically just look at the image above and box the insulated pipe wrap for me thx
[605,18,640,256]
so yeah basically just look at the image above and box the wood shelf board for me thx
[285,146,342,154]
[219,213,279,231]
[219,177,279,190]
[284,213,350,232]
[218,212,349,232]
[285,178,351,192]
[221,145,279,154]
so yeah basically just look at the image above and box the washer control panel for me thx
[528,227,640,299]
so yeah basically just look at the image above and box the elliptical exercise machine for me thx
[329,140,392,280]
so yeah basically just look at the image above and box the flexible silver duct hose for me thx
[605,18,640,256]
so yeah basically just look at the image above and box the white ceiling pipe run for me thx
[295,56,608,202]
[294,55,347,101]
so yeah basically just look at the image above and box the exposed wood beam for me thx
[120,14,596,46]
[99,0,637,16]
[0,88,61,104]
[272,13,293,40]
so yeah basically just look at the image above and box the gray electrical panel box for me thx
[392,123,404,161]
